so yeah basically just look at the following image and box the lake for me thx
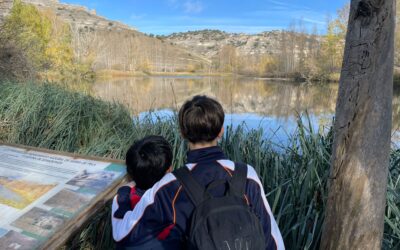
[90,76,400,147]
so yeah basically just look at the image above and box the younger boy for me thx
[113,135,174,248]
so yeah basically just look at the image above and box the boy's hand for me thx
[126,181,135,188]
[113,186,133,219]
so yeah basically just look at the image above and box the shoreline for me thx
[94,70,344,83]
[94,70,324,82]
[95,70,235,79]
[100,71,400,86]
[38,69,400,86]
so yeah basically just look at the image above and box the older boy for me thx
[112,96,284,249]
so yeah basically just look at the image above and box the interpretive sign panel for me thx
[0,143,126,250]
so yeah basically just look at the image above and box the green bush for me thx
[0,0,51,71]
[0,0,92,80]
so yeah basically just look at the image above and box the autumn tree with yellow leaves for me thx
[0,0,92,79]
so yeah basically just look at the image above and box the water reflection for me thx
[92,77,338,116]
[91,76,399,145]
[139,109,332,146]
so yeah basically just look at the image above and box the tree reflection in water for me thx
[91,76,400,146]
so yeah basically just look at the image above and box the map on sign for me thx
[0,144,126,250]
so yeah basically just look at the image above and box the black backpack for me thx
[173,162,266,250]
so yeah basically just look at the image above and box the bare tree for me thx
[321,0,395,249]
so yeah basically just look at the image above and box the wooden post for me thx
[321,0,395,249]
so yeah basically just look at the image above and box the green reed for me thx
[0,81,399,249]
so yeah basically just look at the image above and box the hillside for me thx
[162,29,289,59]
[0,1,347,79]
[162,29,323,77]
[163,6,400,78]
[0,0,210,74]
[1,1,397,80]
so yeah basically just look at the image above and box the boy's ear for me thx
[179,130,186,140]
[167,166,173,173]
[217,127,224,139]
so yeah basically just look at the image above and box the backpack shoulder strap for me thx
[229,162,248,197]
[173,166,205,206]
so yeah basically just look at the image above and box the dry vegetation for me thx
[163,6,350,81]
[0,81,399,249]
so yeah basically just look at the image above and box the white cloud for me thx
[167,0,179,8]
[130,14,147,20]
[302,18,326,25]
[183,0,204,14]
[266,0,311,11]
[247,7,327,32]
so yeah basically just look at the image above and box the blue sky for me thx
[62,0,349,35]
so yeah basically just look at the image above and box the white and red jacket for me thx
[112,146,285,249]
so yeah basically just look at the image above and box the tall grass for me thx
[0,81,399,249]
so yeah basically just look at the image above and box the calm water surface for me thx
[90,76,400,146]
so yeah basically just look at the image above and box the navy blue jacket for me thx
[112,146,284,249]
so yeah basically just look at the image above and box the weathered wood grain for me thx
[321,0,395,249]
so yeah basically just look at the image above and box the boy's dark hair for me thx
[178,95,224,143]
[125,136,172,190]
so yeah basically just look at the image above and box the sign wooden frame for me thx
[0,142,127,250]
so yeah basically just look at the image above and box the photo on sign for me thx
[11,207,65,237]
[0,230,39,250]
[44,188,94,214]
[0,173,56,209]
[66,170,120,193]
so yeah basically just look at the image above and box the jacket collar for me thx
[186,146,227,164]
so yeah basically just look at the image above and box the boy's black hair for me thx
[125,136,172,190]
[178,95,224,143]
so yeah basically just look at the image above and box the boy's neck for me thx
[189,140,218,150]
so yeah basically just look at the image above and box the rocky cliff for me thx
[24,0,134,31]
[162,30,286,59]
[161,29,323,77]
[161,29,317,59]
[0,0,13,23]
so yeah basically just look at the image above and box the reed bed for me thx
[0,81,399,249]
